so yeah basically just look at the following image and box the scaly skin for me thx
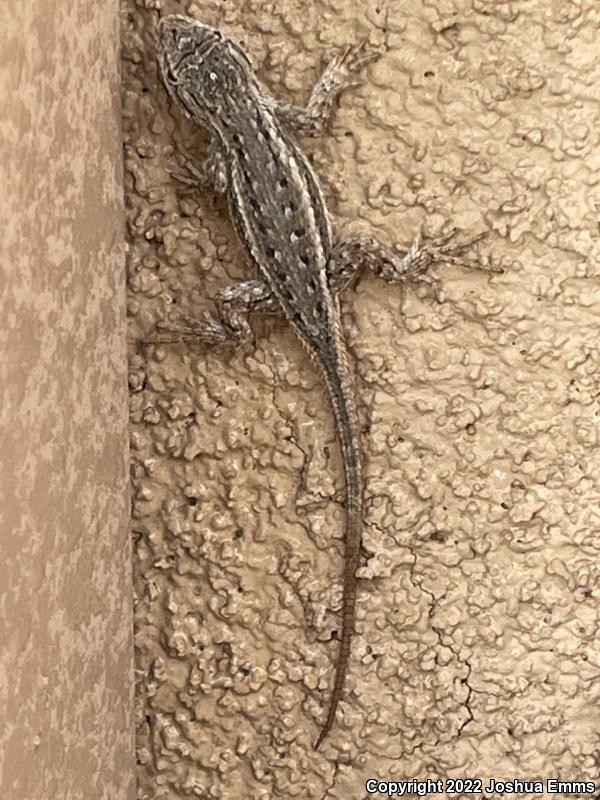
[155,13,496,749]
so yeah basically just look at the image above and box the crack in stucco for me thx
[407,544,476,741]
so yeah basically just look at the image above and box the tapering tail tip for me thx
[313,728,327,751]
[311,346,363,753]
[313,706,337,750]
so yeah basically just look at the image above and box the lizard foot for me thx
[326,39,382,91]
[143,312,240,347]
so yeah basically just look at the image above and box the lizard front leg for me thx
[265,41,380,137]
[169,138,228,194]
[327,229,501,296]
[148,280,277,347]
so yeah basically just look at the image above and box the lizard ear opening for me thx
[158,49,178,88]
[167,65,181,86]
[163,64,177,85]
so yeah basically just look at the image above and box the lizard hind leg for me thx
[146,280,277,347]
[327,228,500,297]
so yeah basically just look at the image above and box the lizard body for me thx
[155,14,494,749]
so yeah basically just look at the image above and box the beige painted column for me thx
[0,3,134,799]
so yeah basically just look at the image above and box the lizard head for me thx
[157,15,256,124]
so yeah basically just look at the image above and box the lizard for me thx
[153,13,497,750]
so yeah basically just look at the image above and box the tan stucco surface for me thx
[0,3,134,799]
[125,1,600,798]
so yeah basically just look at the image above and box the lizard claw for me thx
[141,312,225,345]
[426,229,506,274]
[168,166,203,192]
[328,39,382,88]
[423,228,489,269]
[401,227,503,286]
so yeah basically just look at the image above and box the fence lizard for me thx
[154,13,497,750]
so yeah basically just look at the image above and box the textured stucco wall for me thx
[0,3,134,799]
[125,1,600,798]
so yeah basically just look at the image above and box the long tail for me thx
[313,340,363,750]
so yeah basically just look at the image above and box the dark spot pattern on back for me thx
[224,101,334,340]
